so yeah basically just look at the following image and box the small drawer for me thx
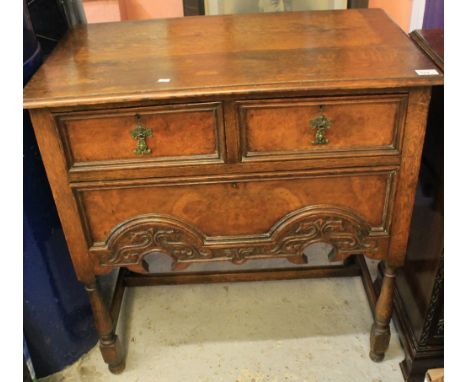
[238,94,407,161]
[56,102,225,170]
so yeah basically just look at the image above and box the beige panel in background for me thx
[205,0,347,15]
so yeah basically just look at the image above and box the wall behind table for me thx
[368,0,413,31]
[83,0,184,23]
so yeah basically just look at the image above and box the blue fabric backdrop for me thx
[23,0,97,377]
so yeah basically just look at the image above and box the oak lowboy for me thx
[24,9,443,373]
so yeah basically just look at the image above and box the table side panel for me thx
[28,109,95,283]
[387,88,432,267]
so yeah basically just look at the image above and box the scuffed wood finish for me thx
[23,9,440,373]
[240,94,406,160]
[23,9,442,109]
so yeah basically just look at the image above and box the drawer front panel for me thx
[78,172,393,245]
[56,102,224,169]
[239,95,407,161]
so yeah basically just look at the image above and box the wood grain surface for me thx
[240,94,405,157]
[57,102,223,166]
[23,9,442,109]
[79,172,391,243]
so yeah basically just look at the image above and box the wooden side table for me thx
[23,10,443,373]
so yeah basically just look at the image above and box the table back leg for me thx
[369,264,396,362]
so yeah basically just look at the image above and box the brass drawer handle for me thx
[131,114,153,155]
[310,110,331,145]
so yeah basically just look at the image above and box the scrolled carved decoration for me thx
[419,253,444,346]
[92,206,379,272]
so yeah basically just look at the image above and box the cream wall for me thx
[84,0,420,32]
[83,0,122,23]
[83,0,183,23]
[120,0,183,20]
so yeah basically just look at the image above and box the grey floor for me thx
[40,253,405,382]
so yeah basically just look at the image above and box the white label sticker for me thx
[415,69,439,76]
[157,78,171,83]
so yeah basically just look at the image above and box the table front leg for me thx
[369,263,396,362]
[85,280,125,374]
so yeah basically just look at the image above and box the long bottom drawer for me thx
[76,171,394,271]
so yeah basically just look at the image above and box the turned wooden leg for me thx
[85,280,125,374]
[369,263,396,362]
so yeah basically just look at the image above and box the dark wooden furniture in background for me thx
[182,0,205,16]
[23,10,442,373]
[376,28,444,382]
[348,0,369,8]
